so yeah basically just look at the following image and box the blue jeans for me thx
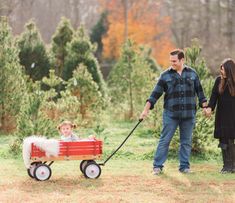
[153,110,195,171]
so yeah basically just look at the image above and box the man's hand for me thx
[202,102,208,117]
[140,109,149,120]
[139,101,151,120]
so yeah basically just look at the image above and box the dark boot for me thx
[230,142,235,173]
[219,143,233,174]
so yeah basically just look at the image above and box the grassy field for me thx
[1,158,235,203]
[1,121,235,203]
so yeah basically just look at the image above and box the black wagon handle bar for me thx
[99,118,143,166]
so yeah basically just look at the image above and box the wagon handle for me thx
[99,119,143,166]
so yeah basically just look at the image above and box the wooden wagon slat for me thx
[59,150,101,156]
[31,154,102,162]
[59,147,102,151]
[59,141,102,146]
[59,146,101,150]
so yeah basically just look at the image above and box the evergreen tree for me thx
[90,11,108,61]
[18,20,50,81]
[64,26,107,97]
[13,81,57,154]
[0,16,27,132]
[185,39,211,80]
[41,69,80,122]
[42,69,64,101]
[54,89,81,124]
[108,39,155,119]
[139,46,161,72]
[67,64,103,121]
[50,17,74,77]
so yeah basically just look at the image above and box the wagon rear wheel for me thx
[27,162,42,178]
[80,160,95,173]
[34,164,52,181]
[84,162,101,179]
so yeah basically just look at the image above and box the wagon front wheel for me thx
[27,162,42,178]
[34,164,52,181]
[84,162,101,179]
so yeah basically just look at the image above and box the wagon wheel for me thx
[34,164,52,181]
[84,162,101,179]
[80,160,95,173]
[27,162,42,178]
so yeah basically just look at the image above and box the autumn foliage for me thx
[100,0,175,67]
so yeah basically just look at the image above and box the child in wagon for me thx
[58,120,80,141]
[58,120,95,141]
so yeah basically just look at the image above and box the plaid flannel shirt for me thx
[147,65,207,119]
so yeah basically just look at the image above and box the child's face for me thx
[60,124,73,137]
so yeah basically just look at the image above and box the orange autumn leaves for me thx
[100,0,175,68]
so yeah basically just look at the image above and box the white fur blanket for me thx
[22,136,59,169]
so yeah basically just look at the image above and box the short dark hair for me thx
[170,49,184,60]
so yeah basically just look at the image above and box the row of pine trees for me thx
[0,16,160,153]
[1,15,216,155]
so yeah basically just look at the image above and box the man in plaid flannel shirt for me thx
[140,49,207,175]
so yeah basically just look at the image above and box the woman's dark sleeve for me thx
[208,76,220,111]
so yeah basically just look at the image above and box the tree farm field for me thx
[1,122,235,203]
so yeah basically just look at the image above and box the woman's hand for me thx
[204,107,212,118]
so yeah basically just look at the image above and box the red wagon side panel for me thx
[59,140,103,156]
[30,140,103,161]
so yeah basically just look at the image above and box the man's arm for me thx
[139,73,165,120]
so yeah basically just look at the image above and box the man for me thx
[140,49,207,175]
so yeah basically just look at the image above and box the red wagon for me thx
[26,119,143,181]
[27,139,103,181]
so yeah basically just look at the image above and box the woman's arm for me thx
[208,76,220,111]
